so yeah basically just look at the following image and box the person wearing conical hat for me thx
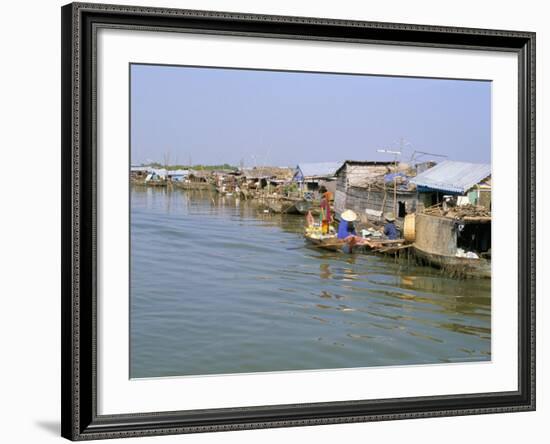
[383,212,398,240]
[337,210,357,239]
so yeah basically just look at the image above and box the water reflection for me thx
[130,187,491,378]
[319,264,332,280]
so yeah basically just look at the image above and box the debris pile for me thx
[423,203,491,220]
[456,248,479,259]
[350,166,416,191]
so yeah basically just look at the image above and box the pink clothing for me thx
[320,198,331,222]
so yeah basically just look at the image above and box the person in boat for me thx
[321,187,333,202]
[383,212,399,240]
[337,210,358,239]
[305,210,314,228]
[319,186,332,234]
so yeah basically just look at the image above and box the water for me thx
[130,187,491,378]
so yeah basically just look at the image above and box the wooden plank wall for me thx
[415,213,457,256]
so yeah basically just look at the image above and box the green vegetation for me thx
[144,162,238,171]
[283,182,299,194]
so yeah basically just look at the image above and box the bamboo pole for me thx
[366,183,371,208]
[381,184,387,217]
[393,176,397,216]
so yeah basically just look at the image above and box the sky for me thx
[130,64,491,167]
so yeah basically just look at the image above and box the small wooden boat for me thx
[143,180,167,187]
[305,230,412,255]
[413,245,491,278]
[294,199,315,214]
[174,182,212,190]
[267,197,302,214]
[304,232,346,251]
[294,200,311,214]
[360,238,411,255]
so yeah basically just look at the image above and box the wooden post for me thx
[393,176,397,216]
[366,183,371,207]
[381,184,387,217]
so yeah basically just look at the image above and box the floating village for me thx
[131,159,492,279]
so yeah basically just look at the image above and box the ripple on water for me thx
[130,189,491,378]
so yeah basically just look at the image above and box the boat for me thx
[304,225,411,255]
[294,199,316,214]
[294,199,311,214]
[304,232,346,251]
[413,245,491,279]
[174,181,212,190]
[359,238,411,255]
[144,180,167,187]
[267,197,302,214]
[412,212,491,278]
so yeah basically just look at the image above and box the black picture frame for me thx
[61,2,536,440]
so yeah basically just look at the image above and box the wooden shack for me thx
[241,167,293,190]
[411,160,491,210]
[413,212,491,278]
[187,170,211,183]
[130,165,149,183]
[334,160,416,223]
[415,213,459,256]
[293,162,342,194]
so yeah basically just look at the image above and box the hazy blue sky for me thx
[130,64,491,167]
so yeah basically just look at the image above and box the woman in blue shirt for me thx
[337,210,358,239]
[383,212,398,240]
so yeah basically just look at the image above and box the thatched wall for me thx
[343,164,393,187]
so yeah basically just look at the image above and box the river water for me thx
[130,187,491,378]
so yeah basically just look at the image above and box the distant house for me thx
[166,169,189,182]
[212,170,242,193]
[411,161,492,275]
[187,170,211,183]
[145,168,167,182]
[130,165,149,173]
[293,162,343,193]
[410,160,491,209]
[130,165,150,181]
[334,160,417,223]
[241,167,293,190]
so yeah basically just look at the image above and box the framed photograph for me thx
[61,2,536,440]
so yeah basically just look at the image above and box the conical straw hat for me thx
[384,212,396,222]
[341,209,357,222]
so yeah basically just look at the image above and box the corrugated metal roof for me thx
[150,168,167,177]
[410,160,491,193]
[295,162,343,179]
[130,165,150,172]
[166,169,189,176]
